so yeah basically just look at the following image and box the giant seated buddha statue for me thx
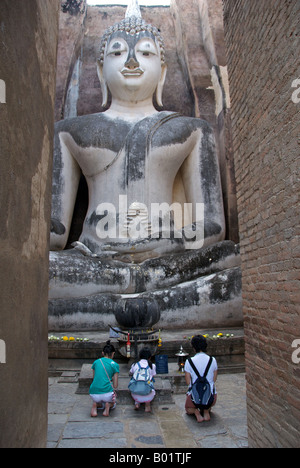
[49,1,242,331]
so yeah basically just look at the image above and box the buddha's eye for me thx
[114,52,122,56]
[136,39,157,57]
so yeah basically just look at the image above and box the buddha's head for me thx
[97,10,167,108]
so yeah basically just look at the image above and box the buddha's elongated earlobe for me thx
[97,59,109,108]
[156,64,167,108]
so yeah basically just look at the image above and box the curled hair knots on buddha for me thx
[99,17,166,65]
[103,340,116,357]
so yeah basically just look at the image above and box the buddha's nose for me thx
[125,56,140,70]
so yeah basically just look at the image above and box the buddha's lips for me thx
[121,68,144,77]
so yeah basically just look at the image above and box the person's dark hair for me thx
[139,347,153,369]
[103,340,115,357]
[191,335,208,353]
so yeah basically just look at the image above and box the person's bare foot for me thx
[103,402,111,417]
[203,410,211,422]
[91,402,98,418]
[195,411,204,423]
[186,407,204,422]
[135,403,140,411]
[145,403,151,413]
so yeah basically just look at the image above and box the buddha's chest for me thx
[72,113,197,185]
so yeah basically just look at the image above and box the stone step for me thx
[76,364,174,405]
[58,371,78,383]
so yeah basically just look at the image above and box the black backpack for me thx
[188,356,214,409]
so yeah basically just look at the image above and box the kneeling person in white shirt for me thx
[184,335,218,423]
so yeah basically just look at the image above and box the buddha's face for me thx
[101,31,166,104]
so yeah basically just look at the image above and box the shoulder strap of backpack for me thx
[188,356,213,379]
[188,358,201,378]
[203,356,213,378]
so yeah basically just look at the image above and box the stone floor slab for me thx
[48,373,248,449]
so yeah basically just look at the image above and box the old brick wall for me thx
[223,0,300,447]
[0,0,60,447]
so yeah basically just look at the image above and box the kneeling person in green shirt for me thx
[89,341,119,417]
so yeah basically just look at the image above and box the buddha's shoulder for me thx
[163,112,212,129]
[54,113,132,147]
[152,112,213,147]
[55,112,130,133]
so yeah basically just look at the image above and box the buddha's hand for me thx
[99,234,184,255]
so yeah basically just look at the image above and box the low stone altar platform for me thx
[48,328,245,378]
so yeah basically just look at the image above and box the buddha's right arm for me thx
[50,127,81,251]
